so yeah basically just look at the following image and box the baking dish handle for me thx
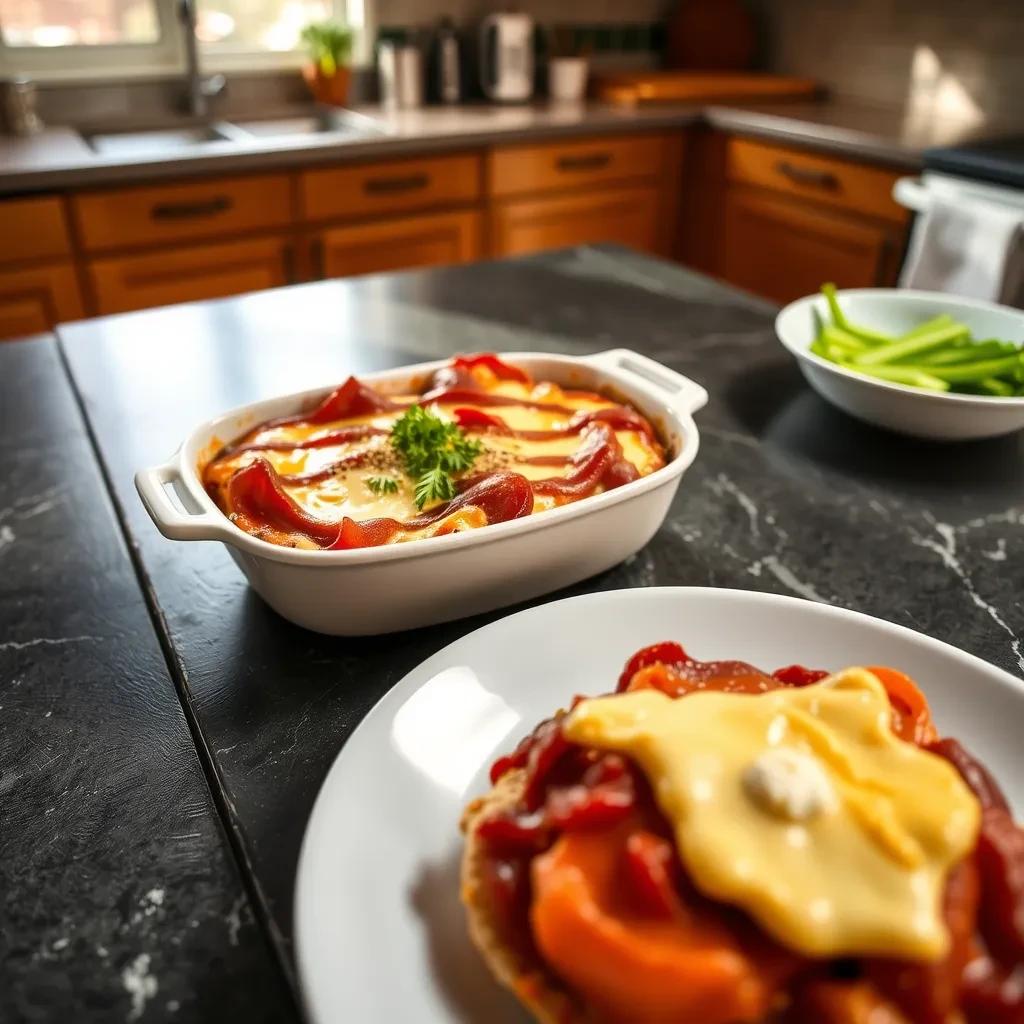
[135,459,230,541]
[584,349,708,416]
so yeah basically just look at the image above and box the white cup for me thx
[548,57,588,103]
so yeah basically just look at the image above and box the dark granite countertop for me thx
[0,338,296,1022]
[1,96,1008,195]
[3,244,1008,1020]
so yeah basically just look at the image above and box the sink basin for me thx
[82,122,245,157]
[230,109,383,140]
[80,109,382,158]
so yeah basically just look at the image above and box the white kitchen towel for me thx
[900,193,1024,309]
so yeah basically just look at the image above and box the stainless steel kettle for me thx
[478,12,534,103]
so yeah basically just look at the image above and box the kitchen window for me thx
[0,0,371,79]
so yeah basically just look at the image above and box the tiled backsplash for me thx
[750,0,1024,128]
[376,0,671,26]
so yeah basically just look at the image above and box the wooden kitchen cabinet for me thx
[87,235,293,315]
[0,262,84,340]
[302,153,481,223]
[72,173,292,253]
[682,131,909,303]
[721,188,903,304]
[491,186,662,258]
[313,209,482,280]
[489,133,670,197]
[0,196,82,340]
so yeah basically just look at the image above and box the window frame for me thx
[0,0,372,82]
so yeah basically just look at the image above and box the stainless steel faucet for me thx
[178,0,226,118]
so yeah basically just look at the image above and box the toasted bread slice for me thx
[460,768,580,1024]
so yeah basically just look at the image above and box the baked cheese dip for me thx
[202,353,666,550]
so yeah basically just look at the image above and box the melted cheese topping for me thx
[203,377,665,544]
[563,668,981,961]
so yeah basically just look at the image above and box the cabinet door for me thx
[0,263,84,341]
[316,210,481,279]
[722,188,899,305]
[88,236,293,315]
[490,186,661,258]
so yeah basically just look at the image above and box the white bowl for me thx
[134,350,707,636]
[776,289,1024,441]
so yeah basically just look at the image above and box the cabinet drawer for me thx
[0,262,84,340]
[302,153,481,222]
[0,196,72,264]
[722,188,901,304]
[489,133,669,198]
[726,137,906,223]
[314,210,481,279]
[491,186,661,258]
[87,236,292,315]
[73,174,292,252]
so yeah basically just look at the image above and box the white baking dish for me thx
[135,349,707,635]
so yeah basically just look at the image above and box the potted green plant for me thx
[300,20,355,107]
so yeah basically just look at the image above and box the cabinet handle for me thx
[363,173,429,195]
[556,152,612,172]
[150,195,233,220]
[774,161,839,190]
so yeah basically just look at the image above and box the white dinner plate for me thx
[295,587,1024,1024]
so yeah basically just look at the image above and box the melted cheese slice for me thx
[563,669,980,960]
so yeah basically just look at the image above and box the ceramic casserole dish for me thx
[135,349,707,635]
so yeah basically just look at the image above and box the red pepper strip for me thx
[277,450,376,485]
[226,458,341,547]
[454,353,531,383]
[975,807,1024,965]
[420,387,575,415]
[268,376,406,429]
[622,830,681,919]
[545,773,635,831]
[531,424,639,499]
[217,425,388,460]
[926,737,1010,812]
[617,642,690,693]
[327,471,534,550]
[431,353,530,390]
[452,407,511,432]
[453,405,656,443]
[771,665,830,687]
[867,666,936,745]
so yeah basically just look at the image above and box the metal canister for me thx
[378,41,424,109]
[2,77,44,136]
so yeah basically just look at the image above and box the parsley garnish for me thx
[390,405,483,509]
[366,475,399,496]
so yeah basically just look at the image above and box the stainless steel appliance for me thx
[478,12,534,103]
[379,40,424,109]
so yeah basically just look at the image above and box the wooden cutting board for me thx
[592,71,819,106]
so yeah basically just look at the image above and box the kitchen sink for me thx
[80,109,382,157]
[82,121,247,157]
[229,109,384,140]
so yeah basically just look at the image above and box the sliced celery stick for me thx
[822,325,868,353]
[918,341,1011,366]
[898,314,956,340]
[820,283,892,345]
[853,324,969,366]
[974,378,1015,397]
[841,362,950,391]
[926,354,1023,384]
